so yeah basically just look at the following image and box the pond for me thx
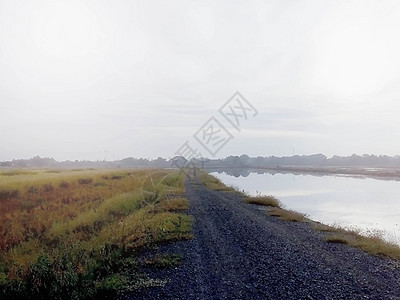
[209,169,400,245]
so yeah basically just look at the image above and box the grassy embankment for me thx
[198,171,400,260]
[0,168,192,299]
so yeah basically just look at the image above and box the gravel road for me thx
[130,176,400,299]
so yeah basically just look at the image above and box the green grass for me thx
[144,253,183,269]
[197,171,245,195]
[153,197,189,212]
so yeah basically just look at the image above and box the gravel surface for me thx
[128,176,400,299]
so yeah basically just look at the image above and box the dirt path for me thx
[130,176,400,299]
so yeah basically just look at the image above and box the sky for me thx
[1,0,400,161]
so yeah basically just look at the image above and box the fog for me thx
[1,0,400,161]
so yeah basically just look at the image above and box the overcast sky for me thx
[1,0,400,161]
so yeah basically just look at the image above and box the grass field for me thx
[0,168,192,299]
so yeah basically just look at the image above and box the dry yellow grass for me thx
[311,221,400,259]
[268,208,307,222]
[245,195,280,207]
[325,235,349,244]
[325,230,400,260]
[312,222,337,232]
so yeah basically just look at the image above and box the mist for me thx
[2,0,400,161]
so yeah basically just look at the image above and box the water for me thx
[210,169,400,245]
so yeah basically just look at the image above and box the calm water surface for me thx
[210,170,400,245]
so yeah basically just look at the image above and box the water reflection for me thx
[209,169,400,245]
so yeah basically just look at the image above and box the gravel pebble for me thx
[126,176,400,300]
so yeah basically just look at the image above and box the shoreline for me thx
[205,165,400,181]
[202,170,400,257]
